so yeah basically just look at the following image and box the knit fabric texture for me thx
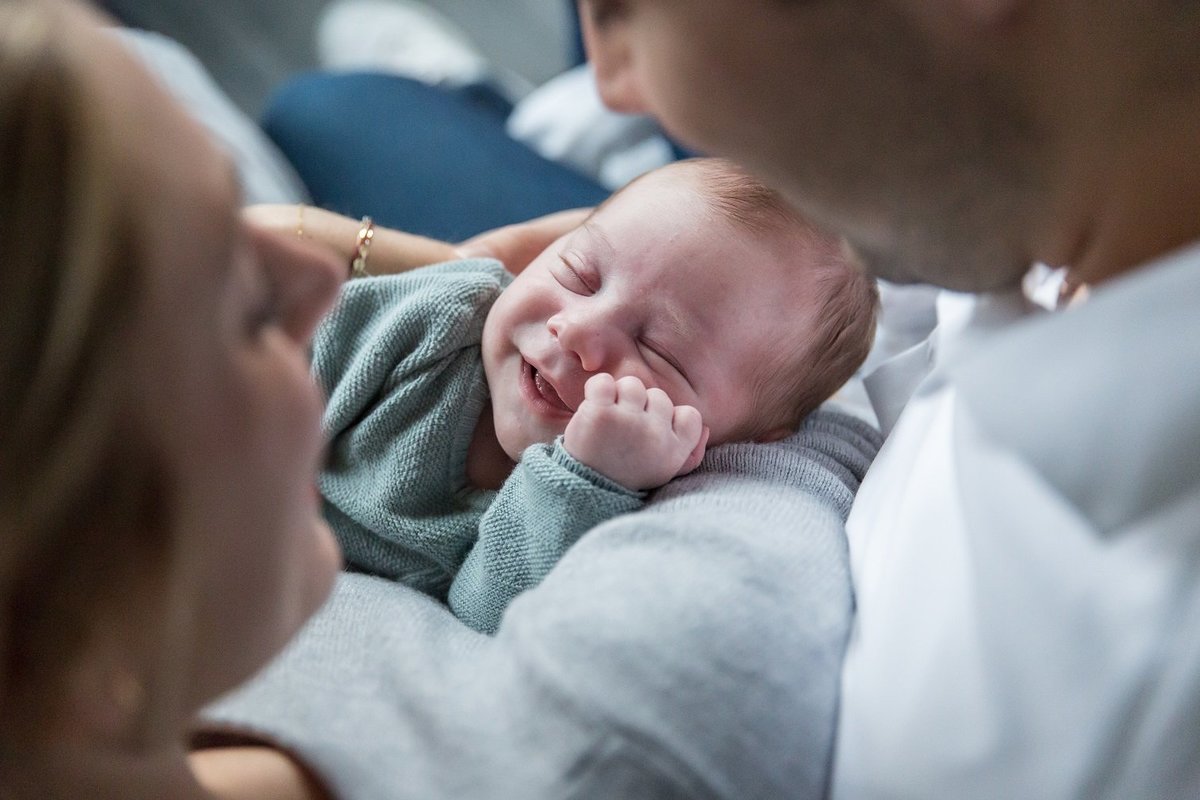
[313,259,643,633]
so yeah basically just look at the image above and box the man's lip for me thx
[521,358,574,415]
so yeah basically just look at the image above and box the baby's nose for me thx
[547,314,613,374]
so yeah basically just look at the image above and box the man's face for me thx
[481,170,815,460]
[579,0,1045,291]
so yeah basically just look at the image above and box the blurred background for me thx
[99,0,576,116]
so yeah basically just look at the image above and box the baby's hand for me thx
[563,373,709,491]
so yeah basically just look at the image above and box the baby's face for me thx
[482,171,816,460]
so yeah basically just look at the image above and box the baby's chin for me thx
[501,439,524,461]
[491,417,526,462]
[496,418,566,462]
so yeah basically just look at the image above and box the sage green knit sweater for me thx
[312,259,644,633]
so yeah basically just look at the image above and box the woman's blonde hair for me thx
[0,0,171,746]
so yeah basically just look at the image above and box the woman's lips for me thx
[522,359,573,415]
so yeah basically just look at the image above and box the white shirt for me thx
[832,243,1200,799]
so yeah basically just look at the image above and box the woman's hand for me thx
[243,204,460,278]
[243,204,594,279]
[455,207,592,274]
[190,746,331,800]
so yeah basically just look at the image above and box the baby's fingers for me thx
[672,405,703,443]
[583,372,617,405]
[673,406,705,476]
[645,387,675,420]
[678,424,710,476]
[613,375,649,409]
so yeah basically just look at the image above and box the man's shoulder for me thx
[951,242,1200,529]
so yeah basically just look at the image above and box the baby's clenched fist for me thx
[563,373,708,491]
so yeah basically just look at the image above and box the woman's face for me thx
[89,24,343,707]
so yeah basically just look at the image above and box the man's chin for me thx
[854,240,1028,293]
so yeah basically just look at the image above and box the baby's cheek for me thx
[496,413,568,461]
[547,414,573,439]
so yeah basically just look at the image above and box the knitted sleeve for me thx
[448,438,645,633]
[312,259,508,442]
[311,259,510,589]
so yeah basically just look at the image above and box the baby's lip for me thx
[524,357,578,412]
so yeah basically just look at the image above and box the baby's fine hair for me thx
[762,254,878,434]
[636,158,880,439]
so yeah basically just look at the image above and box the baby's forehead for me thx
[594,172,699,221]
[672,262,824,343]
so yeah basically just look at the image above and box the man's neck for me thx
[1,741,210,800]
[1061,109,1200,287]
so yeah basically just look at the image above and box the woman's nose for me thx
[251,225,342,344]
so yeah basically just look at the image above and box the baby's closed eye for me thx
[637,337,688,382]
[555,251,598,295]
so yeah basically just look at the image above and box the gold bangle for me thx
[296,204,306,239]
[350,216,375,279]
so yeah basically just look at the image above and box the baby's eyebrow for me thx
[646,301,697,383]
[658,304,692,342]
[644,306,695,385]
[581,220,615,258]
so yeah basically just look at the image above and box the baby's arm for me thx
[450,376,707,632]
[564,374,709,491]
[449,440,645,633]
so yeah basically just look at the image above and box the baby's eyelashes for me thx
[636,338,688,383]
[555,252,598,295]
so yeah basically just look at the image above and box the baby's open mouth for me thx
[528,362,573,413]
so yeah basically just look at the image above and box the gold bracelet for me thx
[350,216,375,279]
[296,204,306,239]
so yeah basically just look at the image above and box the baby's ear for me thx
[755,427,792,444]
